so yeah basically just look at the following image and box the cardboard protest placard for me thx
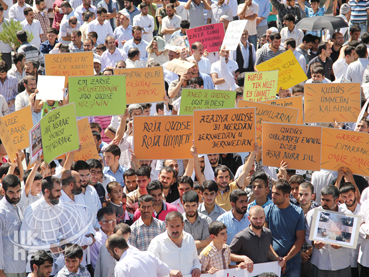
[263,96,304,124]
[256,50,307,89]
[45,52,94,86]
[3,106,33,150]
[164,59,195,75]
[186,23,225,53]
[40,103,79,164]
[115,67,165,104]
[36,76,65,101]
[221,20,247,51]
[133,115,193,160]
[321,128,369,176]
[262,122,322,171]
[69,75,126,117]
[304,83,361,123]
[238,100,299,144]
[29,123,42,165]
[180,89,236,115]
[193,108,255,154]
[0,115,18,162]
[74,118,100,161]
[244,71,278,102]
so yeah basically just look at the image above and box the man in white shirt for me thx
[75,0,97,20]
[9,0,31,21]
[280,14,303,47]
[333,45,356,80]
[115,11,133,48]
[122,26,149,63]
[126,47,144,68]
[161,3,181,42]
[58,16,81,44]
[106,234,172,277]
[15,75,36,111]
[237,0,258,48]
[21,7,43,49]
[346,43,368,84]
[210,47,238,90]
[87,7,114,45]
[285,38,306,73]
[148,211,201,277]
[188,42,211,74]
[208,0,232,24]
[132,2,154,43]
[60,1,82,23]
[101,35,126,69]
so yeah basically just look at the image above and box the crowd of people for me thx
[0,0,369,275]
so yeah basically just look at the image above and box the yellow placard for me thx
[244,71,278,102]
[255,50,307,89]
[238,100,299,144]
[304,83,361,123]
[263,96,304,124]
[0,115,18,163]
[262,122,322,171]
[115,67,165,104]
[321,128,369,176]
[74,118,100,161]
[193,108,256,154]
[3,106,33,149]
[45,52,94,86]
[133,115,193,160]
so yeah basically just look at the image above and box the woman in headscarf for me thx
[146,36,169,66]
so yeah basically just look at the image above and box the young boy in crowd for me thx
[199,221,232,274]
[247,172,272,211]
[106,181,134,225]
[193,181,203,204]
[103,144,126,187]
[292,84,304,97]
[56,244,90,277]
[289,175,306,205]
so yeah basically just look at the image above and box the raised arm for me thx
[297,0,305,11]
[190,145,206,184]
[324,0,331,11]
[25,155,42,197]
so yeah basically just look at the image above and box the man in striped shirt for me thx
[255,32,285,65]
[348,0,369,36]
[0,60,18,113]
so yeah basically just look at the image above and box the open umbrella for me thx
[296,16,348,31]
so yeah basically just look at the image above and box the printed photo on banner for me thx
[29,122,43,165]
[309,208,361,249]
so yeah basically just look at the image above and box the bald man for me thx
[229,206,285,270]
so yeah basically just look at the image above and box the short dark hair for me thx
[350,24,361,34]
[166,3,175,9]
[61,170,76,187]
[188,77,203,87]
[269,32,281,41]
[71,30,82,37]
[292,84,303,94]
[42,176,61,195]
[182,190,199,204]
[132,26,143,33]
[230,189,247,203]
[285,38,296,49]
[47,27,58,35]
[88,31,98,40]
[274,179,291,195]
[114,223,131,234]
[339,182,356,194]
[208,221,227,236]
[283,14,295,23]
[16,30,27,43]
[0,60,8,73]
[302,34,314,44]
[86,159,102,170]
[180,20,190,29]
[107,235,128,251]
[106,181,121,194]
[90,122,102,132]
[237,73,245,86]
[128,47,140,59]
[23,7,33,15]
[92,131,101,142]
[13,53,25,65]
[136,166,151,178]
[30,251,53,270]
[300,182,314,194]
[310,0,320,3]
[250,171,268,188]
[321,185,339,199]
[0,163,10,179]
[83,11,95,21]
[2,174,21,192]
[165,211,183,225]
[160,166,175,177]
[72,160,90,172]
[178,175,193,188]
[64,244,83,259]
[156,102,164,113]
[104,144,121,157]
[97,7,107,14]
[123,168,136,180]
[140,2,149,9]
[60,1,71,8]
[356,43,367,58]
[147,180,163,193]
[202,180,218,193]
[138,194,154,207]
[141,103,152,109]
[317,42,328,54]
[312,66,325,76]
[289,175,305,185]
[214,165,231,178]
[97,207,115,221]
[344,46,355,57]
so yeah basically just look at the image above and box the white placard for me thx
[36,75,65,101]
[221,20,248,51]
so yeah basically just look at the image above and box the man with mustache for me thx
[305,185,351,277]
[0,174,27,277]
[148,211,201,277]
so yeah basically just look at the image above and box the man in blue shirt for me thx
[40,28,59,54]
[264,179,305,277]
[103,144,127,187]
[217,189,250,245]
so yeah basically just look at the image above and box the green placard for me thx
[69,75,126,116]
[179,89,236,115]
[40,103,79,163]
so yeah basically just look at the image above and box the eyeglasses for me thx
[102,219,117,224]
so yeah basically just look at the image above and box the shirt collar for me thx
[230,209,248,221]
